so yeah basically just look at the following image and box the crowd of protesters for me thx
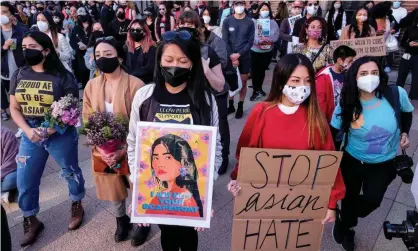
[1,1,418,251]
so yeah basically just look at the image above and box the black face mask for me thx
[37,7,44,11]
[96,57,120,73]
[48,5,55,11]
[23,49,45,66]
[251,4,258,10]
[117,12,125,19]
[130,30,145,42]
[178,27,196,37]
[161,66,191,87]
[91,30,104,40]
[199,5,204,9]
[79,15,89,23]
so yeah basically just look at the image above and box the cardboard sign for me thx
[330,37,386,57]
[288,14,302,31]
[231,148,342,251]
[131,122,217,228]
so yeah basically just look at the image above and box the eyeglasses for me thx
[96,36,117,43]
[162,30,192,41]
[308,3,319,6]
[130,28,143,33]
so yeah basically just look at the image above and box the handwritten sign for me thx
[330,37,386,57]
[288,14,302,31]
[231,148,342,251]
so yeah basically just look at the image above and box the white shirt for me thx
[392,7,407,37]
[104,101,114,113]
[278,103,299,115]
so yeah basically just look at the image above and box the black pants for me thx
[340,152,396,229]
[396,55,418,99]
[1,79,10,110]
[1,205,11,251]
[215,94,230,161]
[250,50,272,92]
[385,52,395,67]
[159,225,198,251]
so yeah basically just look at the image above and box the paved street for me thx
[2,66,415,251]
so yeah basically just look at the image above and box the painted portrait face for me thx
[152,143,181,182]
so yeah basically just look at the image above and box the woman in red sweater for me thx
[228,53,345,224]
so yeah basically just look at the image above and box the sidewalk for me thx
[2,69,414,251]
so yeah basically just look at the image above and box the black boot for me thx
[227,100,235,114]
[114,215,131,243]
[250,91,262,102]
[235,101,244,119]
[131,225,151,247]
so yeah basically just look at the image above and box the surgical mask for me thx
[393,1,401,9]
[37,21,49,32]
[161,66,192,87]
[307,29,322,40]
[283,85,311,105]
[159,9,166,15]
[357,75,380,93]
[96,57,120,73]
[234,6,245,15]
[202,16,211,24]
[53,17,60,23]
[357,15,367,22]
[65,9,70,15]
[306,5,318,15]
[334,3,341,9]
[31,9,37,14]
[260,10,269,18]
[0,15,10,25]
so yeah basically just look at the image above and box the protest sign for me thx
[257,19,271,37]
[131,122,217,228]
[231,148,342,251]
[330,36,386,57]
[288,14,302,31]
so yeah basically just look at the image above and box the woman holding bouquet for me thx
[127,30,222,251]
[82,37,145,244]
[9,31,86,247]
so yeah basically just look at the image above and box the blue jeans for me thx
[17,123,85,217]
[1,170,17,192]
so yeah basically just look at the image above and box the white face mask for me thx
[31,9,37,14]
[234,6,245,15]
[306,5,318,15]
[53,17,60,23]
[357,75,380,93]
[37,21,49,32]
[0,15,10,25]
[202,16,211,24]
[334,3,341,9]
[260,10,269,18]
[283,85,311,105]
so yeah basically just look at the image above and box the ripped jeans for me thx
[16,122,85,217]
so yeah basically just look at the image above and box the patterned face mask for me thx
[282,85,311,105]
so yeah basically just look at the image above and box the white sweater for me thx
[46,31,73,71]
[127,84,223,182]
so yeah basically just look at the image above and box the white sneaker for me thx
[1,192,10,204]
[15,128,23,139]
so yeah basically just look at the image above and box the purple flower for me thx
[192,149,201,159]
[139,161,149,173]
[145,178,155,189]
[180,167,187,177]
[137,193,145,204]
[199,164,208,177]
[200,134,210,144]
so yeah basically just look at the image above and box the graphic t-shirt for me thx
[153,84,193,125]
[331,86,414,163]
[9,67,78,119]
[329,68,344,106]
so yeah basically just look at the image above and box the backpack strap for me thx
[383,84,401,130]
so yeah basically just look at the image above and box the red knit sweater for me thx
[230,102,346,209]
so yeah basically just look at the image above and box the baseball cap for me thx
[77,7,87,16]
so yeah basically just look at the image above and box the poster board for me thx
[288,14,302,31]
[257,19,271,37]
[231,148,342,251]
[330,36,386,57]
[131,122,217,228]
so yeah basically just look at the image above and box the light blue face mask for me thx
[260,10,270,19]
[393,1,401,9]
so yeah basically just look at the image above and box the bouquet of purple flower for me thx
[79,112,129,154]
[42,94,80,135]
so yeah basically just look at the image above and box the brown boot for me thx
[21,216,44,247]
[68,201,84,230]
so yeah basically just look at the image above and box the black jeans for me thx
[385,52,395,67]
[396,55,418,99]
[1,205,11,251]
[1,79,10,110]
[340,152,396,229]
[250,50,272,92]
[215,94,230,161]
[159,225,198,251]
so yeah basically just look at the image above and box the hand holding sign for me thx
[228,180,242,196]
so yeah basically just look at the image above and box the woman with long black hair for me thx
[155,2,176,42]
[325,1,347,40]
[70,7,92,89]
[331,57,413,251]
[340,6,376,40]
[9,31,85,247]
[127,30,222,251]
